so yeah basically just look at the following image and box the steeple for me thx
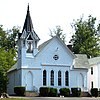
[22,4,34,33]
[19,4,40,56]
[21,4,40,41]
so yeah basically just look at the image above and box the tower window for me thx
[27,41,33,53]
[27,34,33,40]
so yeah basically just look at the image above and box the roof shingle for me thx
[74,54,89,69]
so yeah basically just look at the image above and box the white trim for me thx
[41,63,70,67]
[21,68,41,70]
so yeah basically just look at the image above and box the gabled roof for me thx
[74,54,89,69]
[88,56,100,65]
[38,39,89,69]
[38,36,76,58]
[7,63,17,73]
[38,38,52,51]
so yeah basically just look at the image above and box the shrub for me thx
[39,87,58,97]
[91,88,98,97]
[71,87,81,97]
[59,88,70,97]
[39,87,50,96]
[49,88,58,97]
[14,86,25,96]
[98,89,100,97]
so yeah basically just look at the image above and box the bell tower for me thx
[17,4,40,68]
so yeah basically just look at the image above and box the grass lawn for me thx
[0,98,28,100]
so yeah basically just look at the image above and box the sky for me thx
[0,0,100,44]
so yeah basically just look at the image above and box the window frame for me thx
[58,70,61,86]
[53,55,59,60]
[65,71,69,86]
[43,70,46,86]
[50,70,54,86]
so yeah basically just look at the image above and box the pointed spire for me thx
[27,3,29,12]
[21,4,40,41]
[22,4,34,33]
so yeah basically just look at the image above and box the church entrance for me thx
[26,71,33,91]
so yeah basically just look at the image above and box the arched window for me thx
[51,70,54,86]
[26,41,33,53]
[58,71,61,86]
[43,70,46,86]
[65,71,69,86]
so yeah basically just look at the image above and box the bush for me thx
[39,87,58,97]
[14,86,25,96]
[49,88,57,97]
[59,88,70,97]
[91,88,98,97]
[71,87,81,97]
[39,87,50,97]
[98,89,100,97]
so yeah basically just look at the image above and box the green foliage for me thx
[0,98,26,100]
[59,88,70,97]
[0,25,20,93]
[39,87,58,97]
[91,88,98,97]
[71,87,81,97]
[48,88,58,97]
[39,87,50,97]
[0,68,8,95]
[70,15,100,58]
[50,26,66,43]
[0,48,15,94]
[14,86,25,96]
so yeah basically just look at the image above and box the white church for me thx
[7,5,97,95]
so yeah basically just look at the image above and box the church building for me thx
[7,5,89,95]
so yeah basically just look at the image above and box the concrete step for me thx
[81,92,91,97]
[25,91,39,97]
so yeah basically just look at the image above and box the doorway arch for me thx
[26,71,33,91]
[78,73,84,91]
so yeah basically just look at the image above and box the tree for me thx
[70,15,100,58]
[50,26,66,43]
[0,49,14,93]
[0,25,19,93]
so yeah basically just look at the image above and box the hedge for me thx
[39,87,58,97]
[14,86,25,96]
[91,88,98,97]
[71,87,81,97]
[48,88,57,97]
[39,87,50,96]
[59,88,70,97]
